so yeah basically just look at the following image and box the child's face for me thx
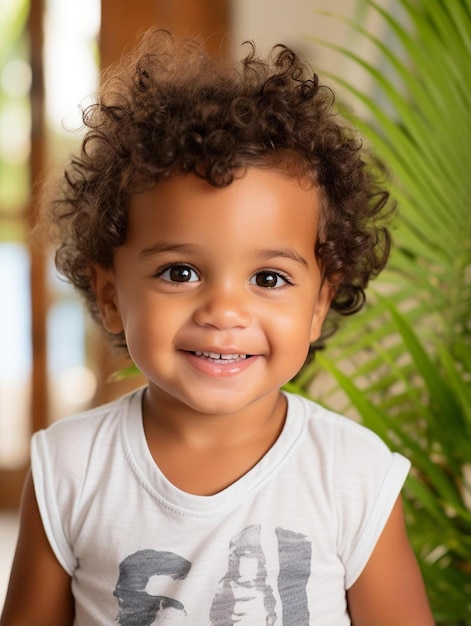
[94,168,331,416]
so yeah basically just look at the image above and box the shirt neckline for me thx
[122,388,306,518]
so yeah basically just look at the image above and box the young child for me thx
[1,29,434,625]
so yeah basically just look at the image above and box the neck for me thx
[142,385,287,450]
[141,387,288,496]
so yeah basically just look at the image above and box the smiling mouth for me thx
[191,350,252,363]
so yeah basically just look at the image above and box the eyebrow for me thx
[139,243,201,259]
[256,248,309,268]
[139,243,309,268]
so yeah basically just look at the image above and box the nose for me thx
[192,284,252,330]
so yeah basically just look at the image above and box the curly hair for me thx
[44,28,392,348]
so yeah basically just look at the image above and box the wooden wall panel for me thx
[100,0,231,67]
[29,0,47,436]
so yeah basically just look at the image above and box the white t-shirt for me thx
[31,388,410,625]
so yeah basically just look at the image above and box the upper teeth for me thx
[194,351,247,360]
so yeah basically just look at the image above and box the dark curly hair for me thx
[44,28,392,349]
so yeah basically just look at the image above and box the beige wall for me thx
[231,0,394,108]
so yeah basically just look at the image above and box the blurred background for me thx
[1,0,470,622]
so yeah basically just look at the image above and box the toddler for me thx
[1,29,434,625]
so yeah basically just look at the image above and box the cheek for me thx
[269,309,313,358]
[120,294,186,347]
[277,298,318,336]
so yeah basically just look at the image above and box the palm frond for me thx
[304,2,471,622]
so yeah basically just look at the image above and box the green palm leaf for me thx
[303,1,471,622]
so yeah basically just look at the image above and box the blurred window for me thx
[0,0,100,471]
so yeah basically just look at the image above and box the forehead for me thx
[127,168,320,247]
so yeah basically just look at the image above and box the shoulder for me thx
[284,391,410,523]
[285,393,412,587]
[285,390,397,462]
[28,387,146,574]
[30,386,146,517]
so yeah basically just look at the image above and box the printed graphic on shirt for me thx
[210,525,277,625]
[113,526,312,624]
[114,550,191,625]
[276,527,312,624]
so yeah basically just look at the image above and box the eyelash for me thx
[154,264,294,289]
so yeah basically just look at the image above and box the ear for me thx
[91,264,124,335]
[310,280,334,343]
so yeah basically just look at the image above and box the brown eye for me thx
[159,265,199,283]
[251,271,288,288]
